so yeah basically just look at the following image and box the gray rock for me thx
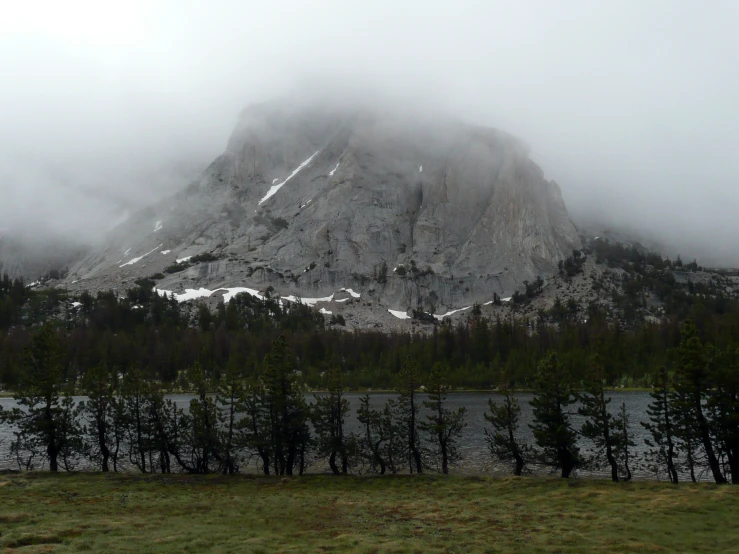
[65,100,581,314]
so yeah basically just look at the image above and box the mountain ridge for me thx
[63,100,581,319]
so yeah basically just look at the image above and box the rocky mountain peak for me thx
[65,100,581,323]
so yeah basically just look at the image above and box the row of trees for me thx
[0,329,467,476]
[2,284,738,392]
[2,321,737,484]
[488,321,739,484]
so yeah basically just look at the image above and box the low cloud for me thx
[0,1,737,265]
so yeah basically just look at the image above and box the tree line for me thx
[2,270,739,392]
[1,321,737,484]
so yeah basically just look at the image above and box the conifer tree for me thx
[642,366,679,483]
[243,378,272,475]
[312,364,351,475]
[174,363,220,473]
[216,359,247,474]
[578,354,621,481]
[381,398,404,474]
[706,345,739,483]
[396,357,423,474]
[261,336,311,476]
[80,364,116,472]
[120,367,172,473]
[614,401,635,481]
[356,394,387,474]
[672,321,726,484]
[420,362,467,474]
[529,353,580,478]
[484,380,528,476]
[7,324,82,471]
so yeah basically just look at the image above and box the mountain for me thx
[65,100,581,320]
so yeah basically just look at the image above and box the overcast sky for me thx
[1,1,737,264]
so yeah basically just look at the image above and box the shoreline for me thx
[0,387,652,398]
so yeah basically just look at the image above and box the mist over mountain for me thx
[63,100,580,317]
[1,1,738,276]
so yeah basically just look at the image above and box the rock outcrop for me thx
[66,100,581,315]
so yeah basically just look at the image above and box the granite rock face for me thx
[66,101,581,313]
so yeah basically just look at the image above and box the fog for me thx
[1,1,737,265]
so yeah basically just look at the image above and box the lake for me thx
[0,391,684,479]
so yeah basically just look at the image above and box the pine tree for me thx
[7,324,82,471]
[382,398,404,474]
[80,364,116,472]
[174,362,220,473]
[216,359,247,474]
[396,357,423,474]
[642,366,679,483]
[261,336,311,476]
[706,345,739,484]
[578,354,621,481]
[312,364,351,474]
[529,353,580,478]
[243,378,272,475]
[484,381,528,476]
[672,321,726,484]
[614,401,635,481]
[120,367,172,473]
[420,363,467,474]
[356,394,387,474]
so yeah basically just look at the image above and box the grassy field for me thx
[1,473,737,553]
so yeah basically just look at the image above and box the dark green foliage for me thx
[172,363,220,474]
[356,394,388,474]
[0,273,29,329]
[642,366,679,483]
[270,217,289,230]
[245,336,311,476]
[165,263,188,274]
[329,313,346,326]
[80,365,117,472]
[420,363,467,474]
[5,324,83,471]
[485,382,529,476]
[216,360,247,474]
[311,365,352,474]
[412,309,436,324]
[615,402,635,481]
[558,249,586,277]
[119,367,175,474]
[529,354,580,478]
[578,355,622,481]
[524,276,545,298]
[672,321,726,484]
[396,357,423,474]
[191,252,220,264]
[706,346,739,484]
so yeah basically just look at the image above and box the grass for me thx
[0,473,737,553]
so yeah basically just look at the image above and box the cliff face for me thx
[67,101,581,314]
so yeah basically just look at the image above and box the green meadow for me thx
[1,473,737,553]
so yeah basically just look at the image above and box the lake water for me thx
[0,391,687,479]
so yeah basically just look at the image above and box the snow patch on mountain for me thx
[259,151,319,205]
[433,306,472,320]
[120,244,162,267]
